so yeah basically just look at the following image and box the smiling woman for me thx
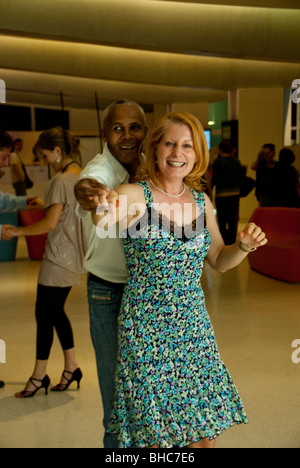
[137,112,209,192]
[90,111,268,448]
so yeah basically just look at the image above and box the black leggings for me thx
[35,284,74,360]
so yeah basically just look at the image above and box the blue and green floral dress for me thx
[109,182,248,448]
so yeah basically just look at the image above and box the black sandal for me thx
[51,368,82,392]
[15,375,50,399]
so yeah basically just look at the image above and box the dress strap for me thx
[136,181,154,207]
[191,190,207,228]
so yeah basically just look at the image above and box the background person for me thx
[10,127,87,398]
[0,130,44,389]
[0,130,43,237]
[212,140,243,245]
[252,144,278,206]
[273,148,300,208]
[0,131,25,390]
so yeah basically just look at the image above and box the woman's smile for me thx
[167,161,186,167]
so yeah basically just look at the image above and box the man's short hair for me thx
[103,99,146,131]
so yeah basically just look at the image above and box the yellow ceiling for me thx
[0,0,299,109]
[151,0,299,7]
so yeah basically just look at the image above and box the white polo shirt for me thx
[77,144,129,284]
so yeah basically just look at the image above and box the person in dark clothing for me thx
[212,140,243,245]
[273,148,300,208]
[254,144,278,207]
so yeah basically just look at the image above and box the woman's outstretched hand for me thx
[91,188,120,228]
[238,222,268,252]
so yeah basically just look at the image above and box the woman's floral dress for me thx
[108,182,248,448]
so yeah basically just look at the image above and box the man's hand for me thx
[1,225,16,241]
[75,179,110,212]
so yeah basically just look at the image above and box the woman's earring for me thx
[56,156,61,165]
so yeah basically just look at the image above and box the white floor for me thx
[0,238,300,448]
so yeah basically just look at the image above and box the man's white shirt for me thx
[76,144,129,283]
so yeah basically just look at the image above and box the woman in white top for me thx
[10,127,87,398]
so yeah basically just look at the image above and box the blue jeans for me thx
[87,274,124,449]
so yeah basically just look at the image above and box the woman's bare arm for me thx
[204,194,267,273]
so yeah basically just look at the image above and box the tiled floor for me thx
[0,238,299,448]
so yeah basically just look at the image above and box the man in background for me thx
[0,131,43,239]
[0,132,26,241]
[212,140,243,245]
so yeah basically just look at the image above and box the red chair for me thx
[19,210,47,260]
[248,207,300,283]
